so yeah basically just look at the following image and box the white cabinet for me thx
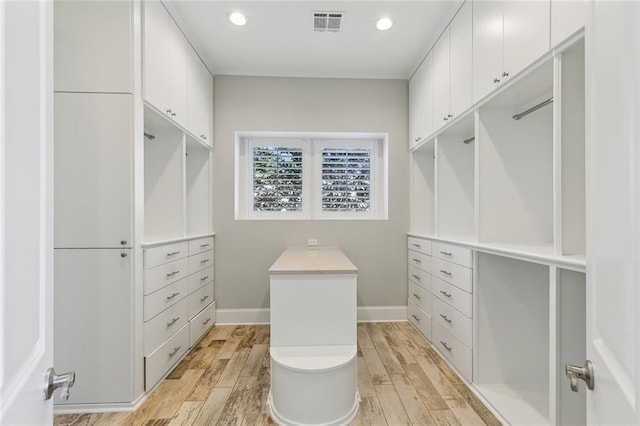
[54,249,133,404]
[433,0,472,132]
[143,0,188,128]
[54,0,132,93]
[409,55,433,148]
[54,93,132,249]
[473,0,550,102]
[187,46,213,146]
[551,0,586,48]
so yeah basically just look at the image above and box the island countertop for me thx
[269,247,358,275]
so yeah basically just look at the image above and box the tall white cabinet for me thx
[408,1,587,425]
[53,0,214,410]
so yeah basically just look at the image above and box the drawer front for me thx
[407,237,431,255]
[407,299,431,341]
[408,265,431,292]
[432,277,473,318]
[408,281,431,315]
[188,282,214,319]
[189,236,213,255]
[408,250,431,273]
[144,257,189,295]
[432,297,472,348]
[433,242,472,268]
[144,298,189,355]
[188,266,214,293]
[188,249,213,275]
[433,321,472,381]
[144,242,189,269]
[145,323,189,391]
[190,301,216,347]
[144,277,188,321]
[432,258,472,293]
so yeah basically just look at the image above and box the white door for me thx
[0,0,60,424]
[585,1,640,424]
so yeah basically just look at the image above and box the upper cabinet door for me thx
[551,0,586,48]
[432,28,451,131]
[409,54,433,148]
[472,0,504,102]
[503,0,550,78]
[449,0,473,118]
[167,17,188,129]
[187,46,214,146]
[54,93,133,248]
[143,0,170,114]
[54,1,133,93]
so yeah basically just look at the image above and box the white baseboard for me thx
[216,306,407,325]
[53,392,147,415]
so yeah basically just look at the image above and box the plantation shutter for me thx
[321,147,371,212]
[253,146,303,211]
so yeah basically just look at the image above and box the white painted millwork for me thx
[433,241,472,268]
[1,1,55,422]
[187,265,214,293]
[585,1,640,424]
[407,300,432,341]
[144,323,190,392]
[434,321,473,381]
[144,241,188,268]
[407,236,432,255]
[551,0,586,48]
[408,265,431,292]
[408,249,431,273]
[188,249,213,275]
[432,28,450,131]
[432,296,472,349]
[408,281,432,316]
[432,277,472,318]
[189,302,216,347]
[187,45,213,146]
[408,54,433,148]
[143,298,189,355]
[187,282,214,319]
[143,277,188,321]
[431,257,472,293]
[143,257,189,295]
[188,236,213,255]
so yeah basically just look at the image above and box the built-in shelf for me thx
[411,139,435,236]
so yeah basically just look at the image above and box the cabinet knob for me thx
[166,109,172,114]
[121,240,127,245]
[502,71,509,78]
[171,112,177,117]
[121,252,128,258]
[493,78,501,84]
[447,114,453,118]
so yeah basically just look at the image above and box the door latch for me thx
[565,360,594,392]
[44,368,76,400]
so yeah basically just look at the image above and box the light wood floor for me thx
[55,322,500,425]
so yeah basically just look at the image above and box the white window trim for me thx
[235,131,388,220]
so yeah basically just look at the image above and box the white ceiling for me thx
[163,1,463,80]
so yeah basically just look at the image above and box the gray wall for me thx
[213,75,409,309]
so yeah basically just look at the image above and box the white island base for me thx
[268,248,359,426]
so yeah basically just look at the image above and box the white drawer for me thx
[188,266,214,293]
[408,281,431,315]
[188,282,214,320]
[144,323,189,391]
[432,258,472,293]
[432,297,472,349]
[143,257,189,295]
[407,237,431,255]
[189,236,213,255]
[433,242,472,268]
[408,265,431,292]
[144,277,188,321]
[433,321,472,381]
[432,277,472,318]
[190,301,216,347]
[144,242,189,269]
[408,250,431,273]
[407,299,431,341]
[188,249,213,275]
[144,298,188,355]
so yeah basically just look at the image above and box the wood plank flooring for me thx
[54,322,501,426]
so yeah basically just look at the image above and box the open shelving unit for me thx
[410,139,435,236]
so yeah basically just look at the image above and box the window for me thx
[236,132,387,220]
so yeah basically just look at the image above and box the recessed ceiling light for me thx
[228,12,247,26]
[375,17,393,31]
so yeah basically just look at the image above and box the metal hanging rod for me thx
[462,136,475,144]
[512,97,553,121]
[144,132,156,140]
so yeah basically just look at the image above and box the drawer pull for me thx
[411,243,421,248]
[200,259,210,264]
[440,341,453,352]
[411,314,421,322]
[168,346,182,358]
[439,290,452,298]
[166,292,180,300]
[412,274,421,280]
[200,243,210,248]
[412,258,422,263]
[200,295,210,302]
[440,314,452,324]
[439,251,452,256]
[439,269,452,276]
[166,270,180,277]
[167,251,180,256]
[166,317,180,327]
[412,293,421,300]
[200,275,209,281]
[202,317,212,325]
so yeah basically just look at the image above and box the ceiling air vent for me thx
[313,12,343,33]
